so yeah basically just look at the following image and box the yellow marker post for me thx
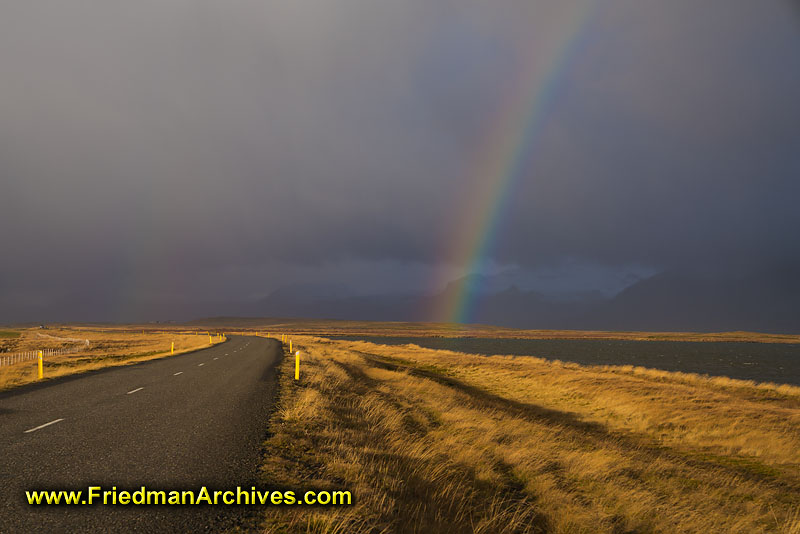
[289,339,292,353]
[209,334,212,345]
[37,350,43,380]
[171,342,175,354]
[295,351,300,380]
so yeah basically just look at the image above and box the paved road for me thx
[0,335,281,532]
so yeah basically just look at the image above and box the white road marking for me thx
[198,363,204,367]
[173,372,183,376]
[127,387,144,395]
[213,357,218,360]
[24,418,64,434]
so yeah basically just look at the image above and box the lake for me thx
[329,336,800,386]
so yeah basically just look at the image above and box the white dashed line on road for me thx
[198,363,204,367]
[213,357,218,360]
[24,418,64,434]
[127,387,144,395]
[173,372,183,376]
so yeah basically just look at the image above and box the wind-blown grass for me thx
[258,336,800,533]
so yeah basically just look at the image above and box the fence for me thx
[0,340,90,368]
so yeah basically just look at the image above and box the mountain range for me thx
[3,265,797,334]
[245,263,800,334]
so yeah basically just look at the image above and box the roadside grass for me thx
[0,329,23,353]
[0,328,225,391]
[258,336,800,534]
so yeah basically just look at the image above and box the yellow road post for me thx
[295,351,300,380]
[37,350,43,380]
[289,339,292,353]
[171,342,174,354]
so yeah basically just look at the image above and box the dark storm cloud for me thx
[493,0,800,272]
[1,0,798,320]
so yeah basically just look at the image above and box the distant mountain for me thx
[248,290,422,322]
[242,263,800,334]
[7,264,796,334]
[586,264,800,333]
[465,286,606,329]
[246,279,605,329]
[440,273,520,297]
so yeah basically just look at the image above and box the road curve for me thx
[0,335,281,533]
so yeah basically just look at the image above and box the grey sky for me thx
[1,0,798,320]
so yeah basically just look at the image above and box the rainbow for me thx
[433,2,599,325]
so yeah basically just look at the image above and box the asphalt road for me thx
[0,335,281,533]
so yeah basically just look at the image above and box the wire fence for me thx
[0,340,90,368]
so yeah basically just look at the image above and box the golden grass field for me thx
[258,335,800,534]
[0,327,225,390]
[192,317,800,344]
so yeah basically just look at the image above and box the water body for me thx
[330,336,800,386]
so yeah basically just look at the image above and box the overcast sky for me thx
[1,0,798,320]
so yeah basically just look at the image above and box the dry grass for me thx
[0,327,225,390]
[191,318,800,344]
[258,336,800,534]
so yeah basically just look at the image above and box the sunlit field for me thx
[192,317,800,344]
[259,336,800,534]
[0,327,225,391]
